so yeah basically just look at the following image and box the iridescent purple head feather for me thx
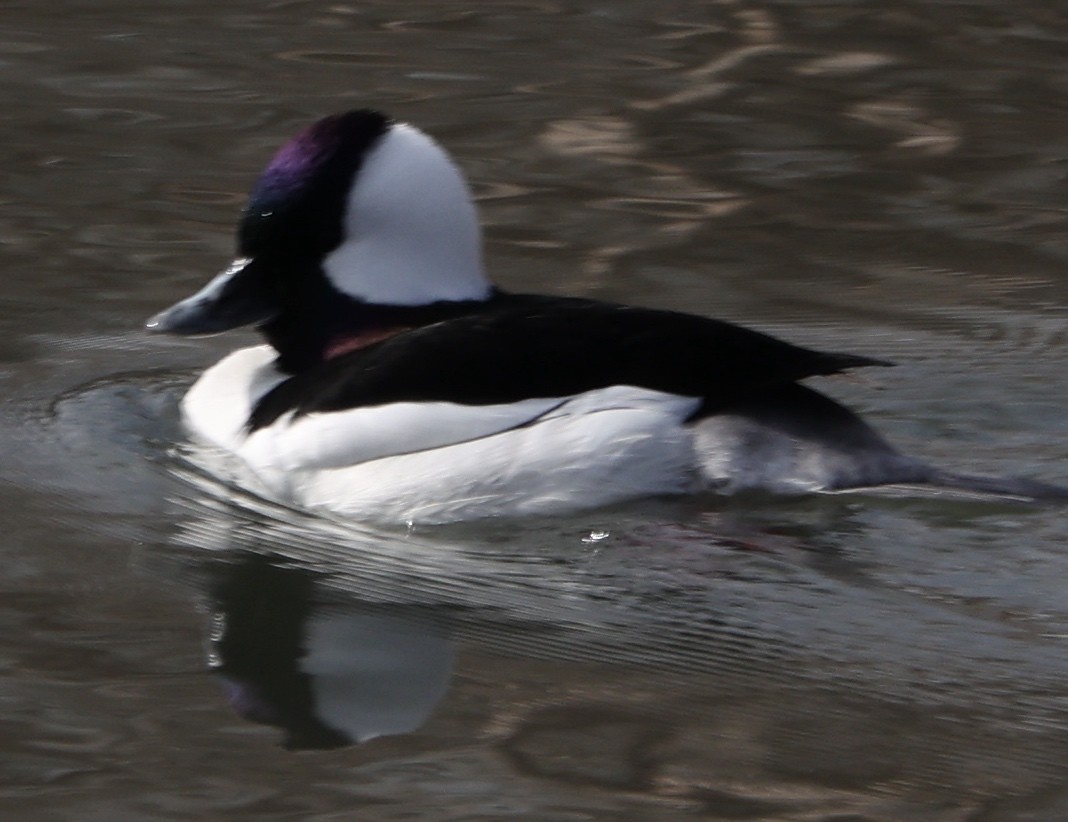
[238,109,392,259]
[251,114,343,207]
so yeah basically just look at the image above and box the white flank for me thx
[241,396,568,472]
[254,388,703,523]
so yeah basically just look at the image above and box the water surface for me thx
[3,2,1068,819]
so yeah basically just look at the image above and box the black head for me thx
[239,109,392,262]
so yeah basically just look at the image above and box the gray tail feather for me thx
[917,470,1068,502]
[832,470,1068,504]
[706,382,1067,504]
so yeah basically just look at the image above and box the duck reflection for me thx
[205,554,454,750]
[152,466,1068,811]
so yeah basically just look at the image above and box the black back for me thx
[248,294,889,431]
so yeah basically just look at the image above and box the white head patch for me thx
[322,123,491,306]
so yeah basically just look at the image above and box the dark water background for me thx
[3,2,1068,819]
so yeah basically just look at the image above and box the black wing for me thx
[249,295,890,431]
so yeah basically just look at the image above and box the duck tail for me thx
[917,469,1068,502]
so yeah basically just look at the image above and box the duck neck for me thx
[259,289,503,375]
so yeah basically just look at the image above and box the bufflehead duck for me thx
[148,110,1064,523]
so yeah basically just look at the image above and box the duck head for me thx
[147,110,491,371]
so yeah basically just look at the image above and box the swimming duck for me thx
[147,110,1062,522]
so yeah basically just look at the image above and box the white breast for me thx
[181,345,286,451]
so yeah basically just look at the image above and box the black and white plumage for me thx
[147,110,1063,522]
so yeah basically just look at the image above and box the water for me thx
[3,1,1068,818]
